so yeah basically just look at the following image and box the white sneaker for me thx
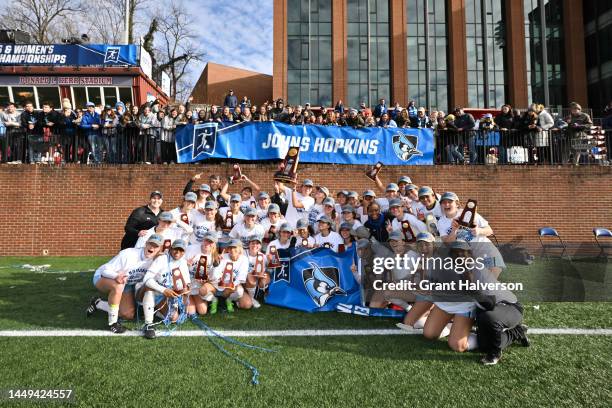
[251,298,261,309]
[396,323,419,332]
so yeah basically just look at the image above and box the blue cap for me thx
[279,223,293,233]
[451,240,471,250]
[339,222,352,230]
[248,234,263,243]
[323,197,335,206]
[406,184,418,191]
[147,234,164,246]
[158,211,174,222]
[199,184,211,193]
[386,183,399,192]
[302,179,314,187]
[230,194,241,202]
[244,207,257,217]
[341,205,354,213]
[398,176,412,184]
[267,203,281,214]
[296,218,309,229]
[228,239,243,248]
[317,186,330,197]
[171,239,187,250]
[363,190,376,197]
[388,230,404,241]
[318,215,333,224]
[204,200,217,210]
[356,238,370,250]
[85,101,95,107]
[257,192,270,200]
[416,232,435,242]
[347,191,358,199]
[184,192,197,202]
[388,198,402,208]
[440,192,459,202]
[202,231,218,243]
[418,186,434,197]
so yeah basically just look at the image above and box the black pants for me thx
[476,302,523,354]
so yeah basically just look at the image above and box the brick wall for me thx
[0,164,610,256]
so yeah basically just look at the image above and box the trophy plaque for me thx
[268,246,281,268]
[195,255,208,281]
[219,262,235,289]
[301,238,309,248]
[252,254,266,278]
[366,161,384,181]
[274,147,300,183]
[180,213,189,224]
[338,243,346,253]
[425,214,440,237]
[171,268,188,294]
[163,239,172,252]
[264,225,276,245]
[223,212,234,232]
[457,199,477,228]
[229,164,243,185]
[401,221,416,243]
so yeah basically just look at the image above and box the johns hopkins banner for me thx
[0,44,138,66]
[265,246,362,313]
[175,121,434,165]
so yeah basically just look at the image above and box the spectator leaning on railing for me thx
[80,102,102,164]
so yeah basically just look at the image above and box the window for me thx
[0,86,9,106]
[72,87,87,109]
[12,87,35,108]
[118,87,133,105]
[87,87,102,106]
[103,87,118,106]
[36,87,61,108]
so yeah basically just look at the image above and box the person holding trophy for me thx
[218,194,244,238]
[185,232,220,317]
[245,235,270,309]
[229,207,265,249]
[209,239,252,313]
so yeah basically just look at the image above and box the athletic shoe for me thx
[251,298,261,309]
[86,296,101,317]
[481,351,502,365]
[516,324,531,347]
[209,299,218,315]
[225,298,235,313]
[396,323,419,332]
[109,322,127,334]
[143,324,156,340]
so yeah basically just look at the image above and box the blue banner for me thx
[265,246,362,313]
[175,121,434,165]
[0,44,138,66]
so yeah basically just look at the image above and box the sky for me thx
[189,1,273,86]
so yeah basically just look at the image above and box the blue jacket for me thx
[373,104,387,118]
[224,94,238,108]
[80,111,101,132]
[407,105,418,118]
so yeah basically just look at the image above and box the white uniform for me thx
[134,226,181,248]
[391,213,428,235]
[211,253,249,290]
[314,231,344,252]
[189,209,218,245]
[229,222,265,249]
[247,251,269,275]
[284,186,314,228]
[169,207,195,241]
[265,238,291,255]
[308,204,324,228]
[93,247,155,285]
[295,236,316,248]
[218,207,244,232]
[139,253,191,295]
[184,244,215,295]
[414,200,444,220]
[239,198,257,213]
[375,197,393,213]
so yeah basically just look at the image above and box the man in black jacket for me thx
[120,191,164,249]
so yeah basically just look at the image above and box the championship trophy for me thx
[223,212,234,232]
[171,268,188,294]
[219,262,235,289]
[338,243,346,253]
[252,254,266,278]
[274,147,300,184]
[401,221,416,243]
[180,213,189,224]
[163,239,172,252]
[268,246,281,268]
[366,161,383,181]
[229,164,243,185]
[301,238,309,248]
[263,226,276,245]
[457,199,477,228]
[425,213,440,237]
[194,255,208,281]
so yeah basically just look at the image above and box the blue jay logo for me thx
[392,133,422,162]
[104,47,121,64]
[302,262,346,307]
[193,123,217,159]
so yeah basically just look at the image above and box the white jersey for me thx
[391,213,428,235]
[229,222,265,249]
[375,197,391,213]
[218,207,244,232]
[134,226,181,248]
[284,186,314,228]
[169,207,195,240]
[211,253,249,289]
[247,251,268,275]
[414,200,444,220]
[265,238,291,255]
[256,205,269,223]
[239,198,257,213]
[94,247,156,284]
[140,253,191,293]
[314,231,344,252]
[340,218,363,229]
[295,236,316,248]
[307,204,324,228]
[189,209,218,245]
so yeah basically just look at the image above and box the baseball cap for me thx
[389,198,402,208]
[230,194,241,202]
[150,190,163,199]
[416,232,435,243]
[279,223,293,233]
[228,239,243,248]
[386,183,399,192]
[339,222,352,231]
[171,239,187,250]
[158,211,174,222]
[202,231,218,243]
[418,186,434,197]
[248,234,263,243]
[356,238,370,250]
[388,230,404,241]
[398,176,412,184]
[257,192,270,200]
[347,191,358,199]
[296,218,309,230]
[85,101,95,107]
[351,226,371,239]
[440,192,459,202]
[363,190,376,197]
[184,192,197,202]
[341,205,354,214]
[147,234,163,246]
[244,207,257,217]
[267,203,281,214]
[405,184,418,192]
[199,184,211,193]
[323,197,335,206]
[317,186,330,197]
[336,191,347,197]
[204,201,217,210]
[451,240,471,251]
[302,179,314,187]
[104,104,112,110]
[318,215,333,225]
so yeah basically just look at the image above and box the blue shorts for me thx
[214,289,225,297]
[455,310,476,319]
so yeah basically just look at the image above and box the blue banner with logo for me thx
[0,44,138,66]
[175,121,434,165]
[265,246,362,313]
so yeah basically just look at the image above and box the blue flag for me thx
[266,246,362,313]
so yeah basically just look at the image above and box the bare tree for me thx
[1,0,83,43]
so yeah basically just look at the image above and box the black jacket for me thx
[120,205,162,249]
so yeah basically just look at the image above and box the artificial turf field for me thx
[0,256,611,407]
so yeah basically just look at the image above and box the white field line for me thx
[0,328,611,337]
